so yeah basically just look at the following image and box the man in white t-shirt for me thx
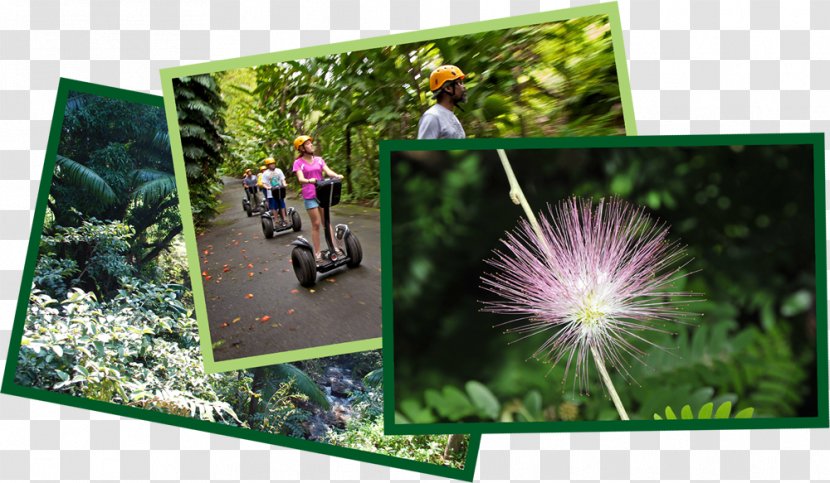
[417,64,467,140]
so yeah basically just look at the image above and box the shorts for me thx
[268,197,285,210]
[303,198,320,210]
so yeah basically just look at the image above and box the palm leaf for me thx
[152,130,170,150]
[267,364,331,410]
[132,172,176,205]
[55,155,116,206]
[363,367,383,388]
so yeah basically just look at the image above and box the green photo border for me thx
[379,133,829,435]
[0,78,481,481]
[159,2,636,374]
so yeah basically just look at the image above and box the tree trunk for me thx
[444,434,464,460]
[345,124,353,196]
[248,367,266,417]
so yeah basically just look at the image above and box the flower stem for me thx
[590,346,630,420]
[497,148,630,422]
[496,149,547,247]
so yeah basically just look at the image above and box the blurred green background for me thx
[390,143,820,423]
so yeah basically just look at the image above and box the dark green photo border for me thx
[380,133,829,435]
[159,2,635,374]
[0,78,481,481]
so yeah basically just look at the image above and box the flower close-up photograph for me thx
[385,136,824,430]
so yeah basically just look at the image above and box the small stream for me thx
[306,365,366,440]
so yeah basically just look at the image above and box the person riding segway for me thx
[290,135,362,286]
[260,157,301,238]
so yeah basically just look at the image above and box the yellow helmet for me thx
[259,165,266,171]
[264,157,276,165]
[429,65,465,92]
[293,135,313,152]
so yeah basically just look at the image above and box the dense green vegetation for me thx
[391,145,818,423]
[17,91,467,469]
[177,15,623,222]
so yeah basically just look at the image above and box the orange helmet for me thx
[293,135,313,152]
[429,65,465,92]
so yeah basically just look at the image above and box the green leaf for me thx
[734,407,755,419]
[399,399,435,424]
[55,155,117,206]
[698,402,714,419]
[52,345,64,357]
[714,401,732,419]
[664,406,677,420]
[524,390,543,421]
[465,381,500,420]
[780,290,812,317]
[267,364,330,410]
[680,405,693,419]
[362,367,383,388]
[55,369,70,381]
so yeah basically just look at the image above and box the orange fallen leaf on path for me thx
[223,267,230,273]
[205,275,212,281]
[290,289,299,294]
[260,315,271,322]
[202,271,208,277]
[325,278,336,283]
[220,322,229,328]
[248,272,254,277]
[287,309,295,315]
[245,293,254,299]
[247,263,254,268]
[231,317,241,324]
[203,249,209,255]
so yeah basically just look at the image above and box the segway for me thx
[242,187,260,217]
[261,185,301,239]
[291,178,362,287]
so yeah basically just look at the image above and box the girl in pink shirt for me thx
[292,136,344,260]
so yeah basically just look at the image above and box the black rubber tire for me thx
[291,247,317,287]
[291,210,302,232]
[245,202,253,217]
[242,199,247,211]
[344,232,363,268]
[261,216,274,239]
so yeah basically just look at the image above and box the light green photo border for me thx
[159,2,636,374]
[0,78,481,481]
[379,133,829,435]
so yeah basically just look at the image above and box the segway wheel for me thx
[261,216,274,239]
[242,199,248,212]
[291,210,302,232]
[291,247,317,287]
[344,232,363,268]
[245,202,253,217]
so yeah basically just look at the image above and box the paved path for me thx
[198,177,381,362]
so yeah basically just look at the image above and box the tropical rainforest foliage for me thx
[17,91,467,469]
[176,14,623,221]
[391,144,818,423]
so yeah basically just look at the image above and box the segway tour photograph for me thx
[168,10,630,368]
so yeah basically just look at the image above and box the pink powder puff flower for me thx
[481,197,697,394]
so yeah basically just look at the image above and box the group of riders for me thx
[240,64,468,261]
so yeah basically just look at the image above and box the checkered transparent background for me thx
[1,0,830,481]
